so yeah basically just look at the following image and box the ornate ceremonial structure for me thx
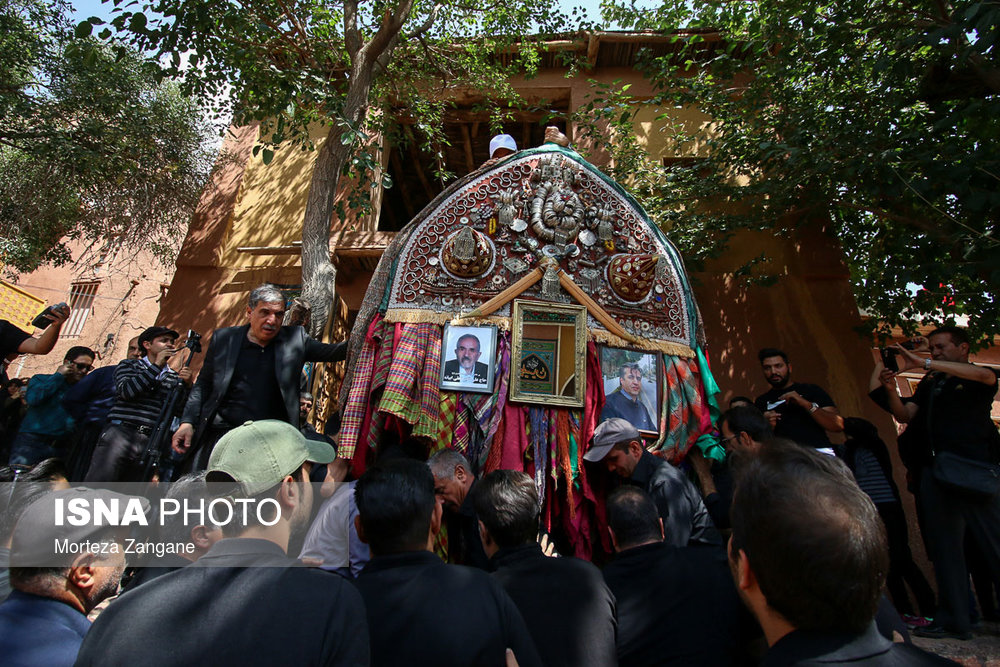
[339,138,721,558]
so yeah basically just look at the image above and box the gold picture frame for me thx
[510,299,587,408]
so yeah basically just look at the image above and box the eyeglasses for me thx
[73,362,93,372]
[719,434,738,446]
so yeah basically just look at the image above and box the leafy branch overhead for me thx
[595,0,998,344]
[0,0,214,274]
[89,0,577,335]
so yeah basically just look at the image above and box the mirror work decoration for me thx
[510,300,587,408]
[338,136,720,559]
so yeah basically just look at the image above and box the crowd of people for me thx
[0,282,996,666]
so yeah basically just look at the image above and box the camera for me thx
[184,330,203,354]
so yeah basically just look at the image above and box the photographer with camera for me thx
[84,326,192,483]
[870,326,1000,640]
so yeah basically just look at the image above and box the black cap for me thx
[138,326,179,350]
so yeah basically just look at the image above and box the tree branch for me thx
[344,0,361,57]
[406,3,442,40]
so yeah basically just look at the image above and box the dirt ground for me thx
[912,619,1000,665]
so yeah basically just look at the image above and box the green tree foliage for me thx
[91,0,578,334]
[1,0,214,274]
[592,0,999,344]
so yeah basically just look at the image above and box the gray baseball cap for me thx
[584,418,641,462]
[207,420,335,496]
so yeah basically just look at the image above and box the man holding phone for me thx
[8,345,95,465]
[754,347,844,453]
[0,303,70,384]
[870,326,1000,640]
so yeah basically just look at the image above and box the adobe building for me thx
[2,239,180,378]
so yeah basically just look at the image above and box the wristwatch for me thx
[924,358,932,371]
[809,402,819,413]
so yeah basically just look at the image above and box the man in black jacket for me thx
[172,284,346,470]
[729,442,952,665]
[602,486,745,666]
[428,448,491,569]
[353,458,542,667]
[473,469,618,667]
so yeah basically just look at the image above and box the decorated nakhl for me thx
[337,129,721,559]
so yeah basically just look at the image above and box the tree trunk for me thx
[300,65,377,338]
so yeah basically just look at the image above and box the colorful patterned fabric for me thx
[695,346,727,463]
[580,341,606,463]
[657,355,707,462]
[462,335,510,470]
[377,323,441,439]
[529,407,549,505]
[435,393,459,454]
[452,403,470,455]
[338,315,383,460]
[412,326,443,439]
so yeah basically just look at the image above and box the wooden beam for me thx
[460,123,475,173]
[403,125,435,196]
[389,148,416,220]
[464,267,544,318]
[557,270,642,345]
[586,33,599,67]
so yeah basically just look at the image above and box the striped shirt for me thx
[853,448,896,505]
[106,358,185,427]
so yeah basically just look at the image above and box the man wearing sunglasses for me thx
[8,346,94,466]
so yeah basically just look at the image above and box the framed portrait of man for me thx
[599,347,661,436]
[440,324,497,394]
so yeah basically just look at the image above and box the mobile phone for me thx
[880,348,899,372]
[31,303,67,329]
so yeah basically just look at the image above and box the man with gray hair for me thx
[172,284,346,470]
[428,448,490,569]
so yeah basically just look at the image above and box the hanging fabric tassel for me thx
[529,407,548,505]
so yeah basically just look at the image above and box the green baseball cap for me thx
[207,420,335,496]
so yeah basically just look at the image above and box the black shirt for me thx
[0,320,30,360]
[446,481,491,570]
[76,539,370,666]
[602,541,749,666]
[704,457,735,530]
[903,369,1000,463]
[761,621,954,666]
[491,544,618,667]
[215,337,286,427]
[354,550,543,667]
[755,382,836,448]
